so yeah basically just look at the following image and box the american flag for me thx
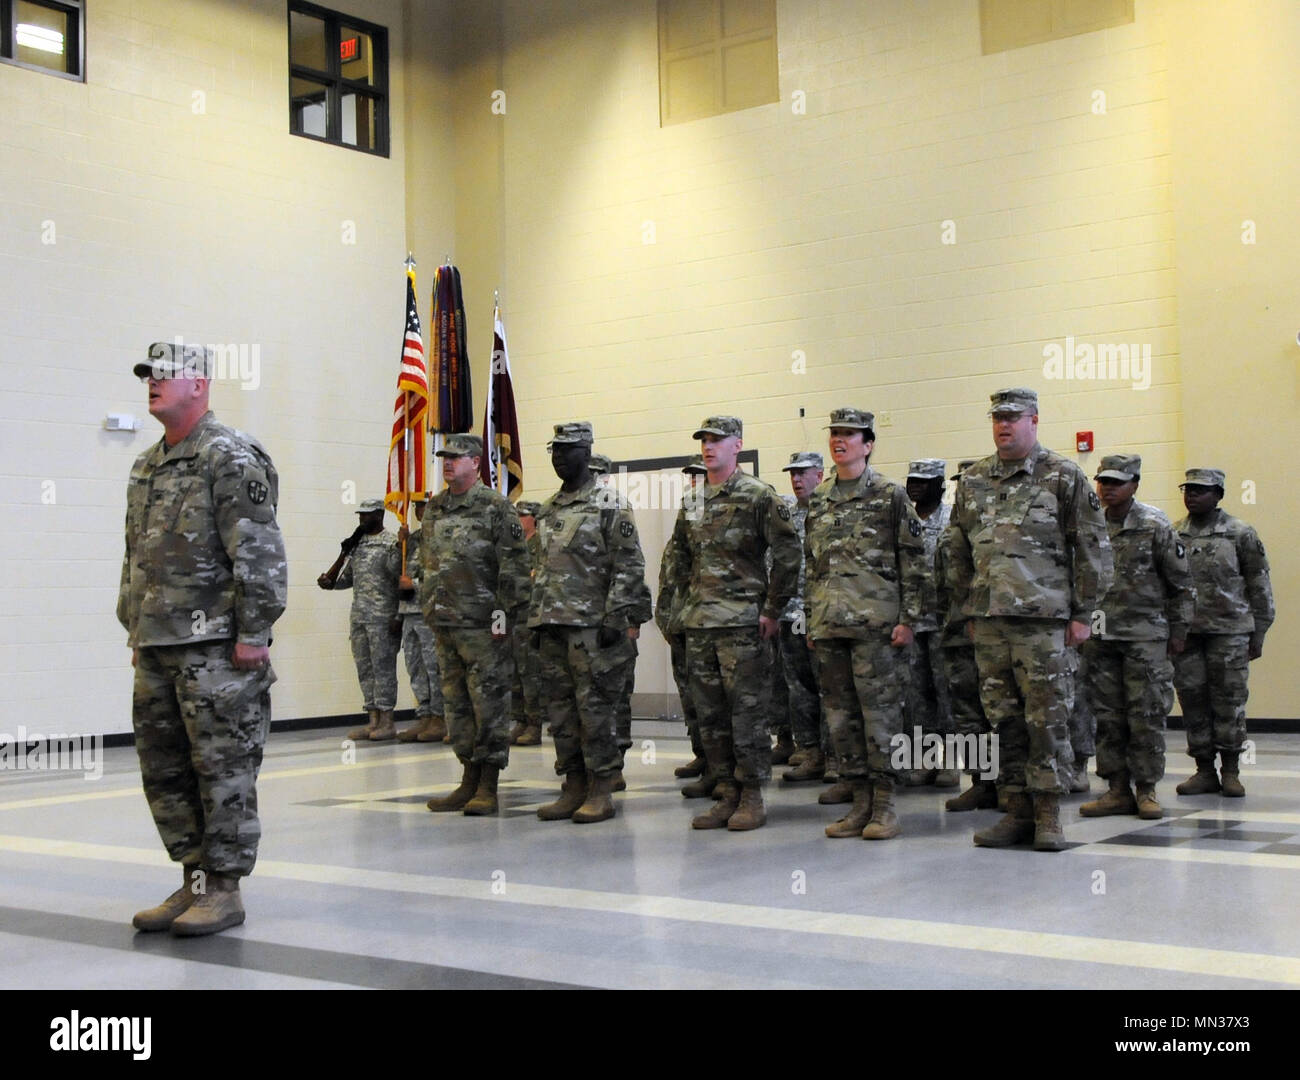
[385,272,429,524]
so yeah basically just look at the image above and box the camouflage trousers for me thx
[613,636,638,754]
[349,617,400,711]
[133,641,274,876]
[971,617,1073,795]
[1173,633,1251,759]
[906,630,953,737]
[510,623,543,728]
[1083,637,1171,784]
[942,642,990,775]
[536,626,622,779]
[780,620,820,749]
[814,631,909,783]
[686,627,773,784]
[668,633,703,758]
[401,615,444,717]
[1066,647,1096,758]
[768,635,789,739]
[433,627,512,769]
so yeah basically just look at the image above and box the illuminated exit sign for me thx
[340,36,363,63]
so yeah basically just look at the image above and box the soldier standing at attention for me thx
[318,499,402,741]
[419,434,530,815]
[530,422,648,824]
[395,493,446,743]
[1172,468,1273,798]
[1080,454,1194,819]
[804,409,926,840]
[670,416,800,831]
[508,500,545,747]
[122,341,286,937]
[949,388,1112,851]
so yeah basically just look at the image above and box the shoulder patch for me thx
[247,479,269,505]
[511,521,523,540]
[619,520,634,538]
[1175,541,1186,559]
[908,517,922,537]
[1088,491,1101,511]
[776,502,791,521]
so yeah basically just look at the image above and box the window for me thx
[288,1,388,156]
[980,0,1134,55]
[659,0,779,126]
[1,0,84,80]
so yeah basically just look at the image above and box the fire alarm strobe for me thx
[1076,431,1093,453]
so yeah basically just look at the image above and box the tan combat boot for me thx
[680,772,718,799]
[1219,751,1245,798]
[674,755,707,779]
[369,710,396,741]
[824,781,872,838]
[346,709,379,742]
[973,792,1035,847]
[1069,754,1092,793]
[818,779,854,805]
[537,772,588,820]
[1176,757,1221,795]
[1080,774,1138,817]
[427,762,482,812]
[463,763,501,815]
[132,864,202,932]
[782,746,825,783]
[610,767,627,792]
[171,871,245,937]
[572,772,617,824]
[1032,793,1066,851]
[418,715,447,742]
[945,777,998,812]
[862,781,901,840]
[1135,782,1163,819]
[398,714,430,742]
[514,723,542,746]
[691,781,740,829]
[507,721,527,745]
[787,748,809,767]
[727,783,766,831]
[771,732,795,765]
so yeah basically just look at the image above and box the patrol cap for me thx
[436,433,484,458]
[357,498,385,513]
[1180,467,1226,490]
[693,416,742,439]
[548,421,594,448]
[682,455,707,475]
[515,500,542,517]
[988,388,1038,416]
[825,407,875,432]
[907,458,947,480]
[1095,454,1141,482]
[782,451,825,472]
[134,341,214,380]
[950,459,978,479]
[589,452,613,476]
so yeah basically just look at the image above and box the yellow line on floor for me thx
[1,833,1297,985]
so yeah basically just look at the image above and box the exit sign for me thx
[340,36,363,63]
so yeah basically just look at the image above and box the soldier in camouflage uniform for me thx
[530,422,649,823]
[939,460,998,812]
[395,493,446,743]
[949,388,1112,851]
[1172,468,1274,798]
[804,409,926,840]
[121,342,287,937]
[318,498,402,741]
[667,416,799,831]
[419,434,530,815]
[508,500,545,747]
[902,458,959,788]
[1080,454,1194,819]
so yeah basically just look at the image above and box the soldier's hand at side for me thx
[890,624,914,647]
[317,573,334,590]
[397,525,410,543]
[1065,619,1091,647]
[492,626,509,642]
[627,627,640,641]
[1249,639,1263,661]
[806,636,815,651]
[232,643,269,669]
[597,626,622,649]
[758,615,779,640]
[1168,636,1186,657]
[389,617,403,637]
[131,648,138,668]
[530,629,543,650]
[398,574,414,590]
[966,622,975,642]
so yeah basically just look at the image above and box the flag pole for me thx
[402,254,417,568]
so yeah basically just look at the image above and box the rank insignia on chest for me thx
[619,520,634,538]
[908,517,921,537]
[511,522,523,539]
[247,480,268,505]
[1088,491,1101,511]
[777,503,790,521]
[1175,542,1186,559]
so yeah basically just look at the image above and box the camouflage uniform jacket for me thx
[1173,508,1273,640]
[419,481,529,628]
[669,469,799,629]
[333,530,401,623]
[529,479,648,630]
[949,444,1113,622]
[910,501,952,634]
[934,524,969,647]
[803,467,926,639]
[779,500,809,623]
[118,411,286,648]
[1096,501,1195,641]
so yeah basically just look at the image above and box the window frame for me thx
[1,0,85,82]
[287,0,389,157]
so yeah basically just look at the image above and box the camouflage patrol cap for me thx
[436,433,484,458]
[515,500,542,517]
[782,451,825,472]
[589,452,613,476]
[134,341,214,380]
[357,498,385,513]
[682,455,707,475]
[693,416,742,439]
[1095,454,1141,482]
[988,388,1039,416]
[907,458,947,480]
[549,421,594,447]
[825,407,874,432]
[1180,467,1226,490]
[950,458,978,479]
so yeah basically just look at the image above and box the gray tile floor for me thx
[1,723,1298,989]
